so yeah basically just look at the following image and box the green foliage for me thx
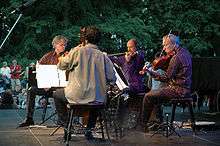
[0,0,219,65]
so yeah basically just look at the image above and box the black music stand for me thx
[28,66,58,128]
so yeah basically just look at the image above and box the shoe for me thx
[84,130,94,140]
[18,118,34,127]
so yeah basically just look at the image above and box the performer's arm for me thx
[57,46,79,71]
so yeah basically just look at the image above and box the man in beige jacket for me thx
[53,26,116,140]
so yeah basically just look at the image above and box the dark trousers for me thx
[142,86,179,124]
[53,88,98,129]
[26,86,52,119]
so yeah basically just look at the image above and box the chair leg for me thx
[98,111,105,139]
[102,109,110,140]
[188,102,195,133]
[65,109,74,146]
[171,103,177,124]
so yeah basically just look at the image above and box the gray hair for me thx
[52,35,68,47]
[164,34,180,45]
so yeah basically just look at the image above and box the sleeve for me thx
[39,52,50,64]
[104,55,116,84]
[57,47,79,71]
[135,53,145,73]
[157,56,180,82]
[17,65,22,73]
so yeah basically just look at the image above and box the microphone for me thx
[10,0,37,14]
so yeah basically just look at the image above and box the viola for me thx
[151,50,175,70]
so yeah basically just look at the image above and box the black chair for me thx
[151,95,195,137]
[170,97,196,133]
[65,102,110,146]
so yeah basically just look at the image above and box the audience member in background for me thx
[0,61,11,89]
[0,89,14,109]
[10,59,22,94]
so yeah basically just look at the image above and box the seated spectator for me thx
[0,61,11,89]
[0,89,16,109]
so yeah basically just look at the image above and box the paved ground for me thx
[0,106,220,146]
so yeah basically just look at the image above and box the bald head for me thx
[127,39,137,53]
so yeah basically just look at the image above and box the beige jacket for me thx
[57,43,116,104]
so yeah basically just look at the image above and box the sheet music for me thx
[36,63,68,88]
[113,67,129,90]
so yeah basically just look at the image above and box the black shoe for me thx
[84,130,94,140]
[18,118,34,127]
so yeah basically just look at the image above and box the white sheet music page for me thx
[113,67,128,90]
[36,63,68,88]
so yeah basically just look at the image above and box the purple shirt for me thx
[110,52,145,93]
[158,47,192,96]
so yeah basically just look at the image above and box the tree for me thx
[0,0,219,67]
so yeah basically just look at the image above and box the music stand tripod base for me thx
[151,113,181,138]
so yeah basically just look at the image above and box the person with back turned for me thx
[53,26,116,140]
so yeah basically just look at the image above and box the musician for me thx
[110,39,146,95]
[10,59,22,94]
[53,26,116,140]
[142,34,192,131]
[18,35,68,127]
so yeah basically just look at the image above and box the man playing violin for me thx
[109,39,146,128]
[142,34,192,131]
[110,39,146,95]
[18,35,68,127]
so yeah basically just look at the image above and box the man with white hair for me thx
[18,35,68,127]
[142,34,192,130]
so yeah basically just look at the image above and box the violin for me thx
[139,49,175,75]
[151,50,175,71]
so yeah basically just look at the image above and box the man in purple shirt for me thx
[110,39,146,95]
[142,34,192,129]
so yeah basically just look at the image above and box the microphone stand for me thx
[0,13,23,50]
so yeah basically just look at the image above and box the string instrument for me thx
[151,50,175,71]
[139,50,175,76]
